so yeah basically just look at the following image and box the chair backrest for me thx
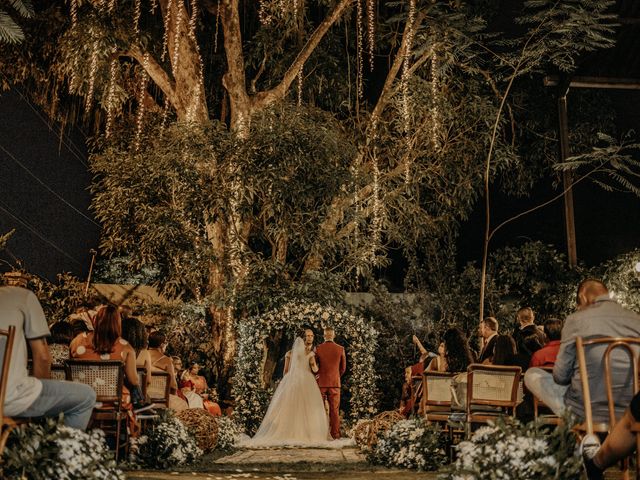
[0,326,16,420]
[137,367,148,399]
[50,364,66,381]
[422,371,454,411]
[64,359,124,404]
[148,371,170,407]
[576,336,640,434]
[466,363,521,411]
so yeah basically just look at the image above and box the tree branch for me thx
[123,46,177,102]
[252,0,354,110]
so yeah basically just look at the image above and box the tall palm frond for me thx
[0,0,33,44]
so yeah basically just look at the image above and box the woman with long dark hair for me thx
[70,305,145,409]
[437,327,475,373]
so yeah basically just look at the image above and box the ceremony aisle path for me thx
[126,446,440,479]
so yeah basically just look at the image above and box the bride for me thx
[241,336,331,447]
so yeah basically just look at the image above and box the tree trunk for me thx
[160,0,208,122]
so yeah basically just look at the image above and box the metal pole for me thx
[557,85,578,268]
[84,249,97,297]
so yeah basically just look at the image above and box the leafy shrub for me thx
[370,418,447,471]
[130,412,203,468]
[442,417,581,480]
[215,416,243,450]
[1,418,123,480]
[599,248,640,313]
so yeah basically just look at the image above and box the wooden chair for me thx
[410,375,424,416]
[50,364,66,381]
[422,371,455,424]
[575,336,640,480]
[465,363,522,438]
[64,359,128,460]
[0,326,17,455]
[148,371,171,408]
[531,366,562,426]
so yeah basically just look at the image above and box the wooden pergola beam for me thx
[544,75,640,90]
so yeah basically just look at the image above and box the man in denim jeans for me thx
[524,279,640,423]
[0,284,96,430]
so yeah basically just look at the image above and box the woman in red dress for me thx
[179,363,222,415]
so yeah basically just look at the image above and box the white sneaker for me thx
[580,434,604,480]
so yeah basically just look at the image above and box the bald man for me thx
[524,279,640,423]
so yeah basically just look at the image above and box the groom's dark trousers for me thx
[316,341,347,439]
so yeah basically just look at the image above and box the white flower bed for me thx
[233,301,378,433]
[372,418,446,471]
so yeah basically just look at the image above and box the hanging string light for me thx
[70,0,78,28]
[109,0,117,15]
[401,0,416,134]
[150,0,158,15]
[172,2,184,73]
[297,67,303,106]
[356,0,363,100]
[214,0,220,52]
[366,0,375,72]
[369,119,382,262]
[160,96,170,136]
[187,0,205,123]
[133,0,141,36]
[85,40,99,113]
[133,53,150,153]
[105,57,118,139]
[430,44,440,151]
[189,0,198,34]
[161,0,173,62]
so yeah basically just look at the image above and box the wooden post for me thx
[557,83,578,268]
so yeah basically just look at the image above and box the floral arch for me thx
[233,301,378,433]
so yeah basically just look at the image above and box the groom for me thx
[315,326,346,439]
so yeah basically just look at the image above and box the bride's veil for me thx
[288,337,307,374]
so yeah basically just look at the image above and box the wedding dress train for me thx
[241,337,349,448]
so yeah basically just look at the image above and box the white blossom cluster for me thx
[373,418,446,471]
[233,301,379,433]
[446,425,561,480]
[1,420,123,480]
[216,416,244,450]
[52,427,124,480]
[132,415,203,468]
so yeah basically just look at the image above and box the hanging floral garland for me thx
[233,301,379,434]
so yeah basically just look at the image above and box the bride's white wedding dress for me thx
[241,337,348,448]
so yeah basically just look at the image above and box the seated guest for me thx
[121,317,152,394]
[426,340,447,372]
[427,327,475,373]
[48,321,74,364]
[180,363,222,415]
[582,390,640,480]
[529,318,562,368]
[513,307,546,369]
[399,366,415,417]
[525,279,640,422]
[486,334,517,366]
[70,305,146,412]
[148,331,188,411]
[478,317,499,363]
[1,284,95,430]
[410,334,434,376]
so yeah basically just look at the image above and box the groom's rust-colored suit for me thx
[315,341,347,439]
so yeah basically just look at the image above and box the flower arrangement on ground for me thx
[215,416,243,450]
[442,417,581,480]
[130,412,203,468]
[370,418,447,471]
[1,418,123,480]
[234,301,378,433]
